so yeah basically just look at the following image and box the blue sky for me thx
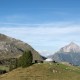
[0,0,80,56]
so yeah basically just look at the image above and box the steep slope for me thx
[0,63,80,80]
[50,42,80,66]
[0,33,43,62]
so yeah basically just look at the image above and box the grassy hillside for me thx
[0,65,9,71]
[0,63,80,80]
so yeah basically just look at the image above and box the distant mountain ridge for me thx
[0,33,44,62]
[59,42,80,53]
[49,42,80,66]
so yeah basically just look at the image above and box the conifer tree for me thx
[18,50,33,68]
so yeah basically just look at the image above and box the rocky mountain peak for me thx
[49,42,80,66]
[69,42,78,46]
[59,42,80,53]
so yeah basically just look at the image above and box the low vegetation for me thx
[0,63,80,80]
[0,66,9,71]
[0,50,33,74]
[9,50,33,71]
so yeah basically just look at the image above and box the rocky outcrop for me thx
[0,33,44,63]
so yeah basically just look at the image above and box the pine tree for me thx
[18,50,33,68]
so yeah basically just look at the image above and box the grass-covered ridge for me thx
[0,63,80,80]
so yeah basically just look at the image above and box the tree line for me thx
[9,50,33,71]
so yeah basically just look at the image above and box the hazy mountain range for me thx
[49,42,80,66]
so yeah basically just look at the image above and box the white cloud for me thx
[0,22,80,56]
